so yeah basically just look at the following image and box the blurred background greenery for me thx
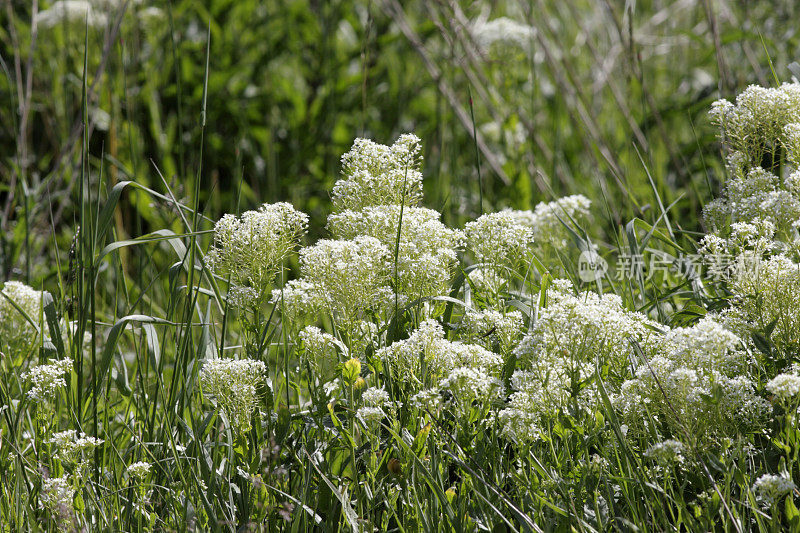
[1,0,799,284]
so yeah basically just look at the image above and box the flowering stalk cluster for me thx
[0,281,42,359]
[704,83,800,359]
[23,358,73,406]
[200,358,268,433]
[208,202,308,309]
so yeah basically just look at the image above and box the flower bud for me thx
[342,358,362,384]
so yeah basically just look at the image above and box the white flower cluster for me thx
[506,194,592,249]
[48,429,103,462]
[766,373,800,402]
[465,211,535,271]
[327,205,464,299]
[752,473,796,507]
[357,387,391,427]
[644,439,686,465]
[277,135,463,347]
[695,84,800,434]
[470,17,534,52]
[323,135,465,305]
[0,281,42,357]
[127,461,152,480]
[516,283,659,370]
[709,83,800,169]
[275,135,464,366]
[438,366,504,409]
[700,219,778,259]
[377,319,502,388]
[707,83,800,247]
[272,279,320,320]
[727,255,800,355]
[200,358,267,432]
[615,318,769,440]
[499,283,659,442]
[332,134,423,212]
[23,358,73,404]
[410,388,442,413]
[357,406,384,426]
[702,166,800,239]
[361,386,390,407]
[299,326,343,381]
[500,366,596,443]
[660,317,746,374]
[458,308,523,354]
[697,154,800,359]
[208,202,308,307]
[297,236,391,330]
[39,476,75,523]
[35,1,109,28]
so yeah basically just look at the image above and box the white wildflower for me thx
[460,308,523,353]
[39,476,75,524]
[766,373,800,401]
[0,281,42,356]
[752,473,796,507]
[498,394,542,443]
[327,205,464,299]
[471,17,533,51]
[23,358,73,403]
[438,366,503,406]
[644,440,685,465]
[297,236,391,332]
[506,194,592,249]
[207,202,308,304]
[362,387,390,407]
[48,430,103,462]
[662,317,745,374]
[270,279,322,320]
[332,134,423,212]
[616,317,770,440]
[35,1,108,29]
[378,319,502,388]
[127,461,152,480]
[410,388,442,413]
[710,84,800,170]
[356,406,384,426]
[730,254,800,354]
[299,326,343,381]
[200,358,268,432]
[515,285,659,370]
[465,211,535,271]
[225,286,260,309]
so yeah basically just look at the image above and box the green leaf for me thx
[785,496,800,528]
[42,292,64,359]
[304,449,360,533]
[275,406,291,444]
[752,332,772,357]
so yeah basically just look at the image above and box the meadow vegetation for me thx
[3,1,800,531]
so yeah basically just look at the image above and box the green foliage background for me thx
[2,1,799,282]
